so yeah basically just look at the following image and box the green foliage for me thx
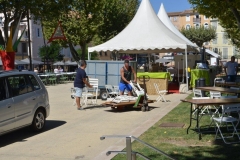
[38,43,63,62]
[180,25,217,47]
[94,0,139,45]
[188,0,240,49]
[77,48,99,60]
[0,0,72,46]
[42,0,104,61]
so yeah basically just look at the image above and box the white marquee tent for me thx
[88,0,197,90]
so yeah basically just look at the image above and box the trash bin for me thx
[199,78,206,96]
[195,79,200,87]
[199,78,206,87]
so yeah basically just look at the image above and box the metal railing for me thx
[100,135,175,160]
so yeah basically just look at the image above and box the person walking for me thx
[224,56,238,82]
[119,60,137,96]
[74,60,92,110]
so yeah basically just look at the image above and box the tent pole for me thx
[88,51,90,60]
[185,48,188,91]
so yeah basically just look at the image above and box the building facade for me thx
[167,9,236,60]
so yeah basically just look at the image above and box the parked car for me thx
[0,70,50,135]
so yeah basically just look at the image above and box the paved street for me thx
[0,82,188,160]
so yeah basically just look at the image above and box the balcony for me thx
[193,18,201,23]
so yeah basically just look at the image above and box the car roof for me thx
[0,70,36,77]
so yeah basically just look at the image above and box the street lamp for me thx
[27,9,32,70]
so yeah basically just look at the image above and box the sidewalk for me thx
[0,82,190,160]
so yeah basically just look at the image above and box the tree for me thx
[38,43,63,62]
[180,25,217,47]
[42,0,104,62]
[188,0,240,49]
[42,0,138,61]
[188,0,240,30]
[94,0,139,44]
[77,47,99,60]
[0,0,72,48]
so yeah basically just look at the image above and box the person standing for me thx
[74,60,92,110]
[224,56,238,82]
[119,60,137,96]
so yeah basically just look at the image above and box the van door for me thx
[7,75,37,128]
[0,77,14,134]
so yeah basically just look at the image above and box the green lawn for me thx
[112,94,240,160]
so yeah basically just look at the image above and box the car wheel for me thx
[100,91,108,100]
[31,109,45,131]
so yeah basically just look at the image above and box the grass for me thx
[112,94,240,160]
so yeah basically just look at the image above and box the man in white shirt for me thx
[224,56,238,82]
[54,67,59,73]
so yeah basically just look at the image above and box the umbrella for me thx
[15,60,28,65]
[155,58,173,63]
[21,58,44,64]
[53,61,65,65]
[0,59,28,65]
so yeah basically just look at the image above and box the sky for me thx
[141,0,192,13]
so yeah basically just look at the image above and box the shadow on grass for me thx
[0,120,66,148]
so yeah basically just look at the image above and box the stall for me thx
[190,69,210,88]
[137,72,171,95]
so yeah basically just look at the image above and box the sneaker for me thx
[77,107,84,110]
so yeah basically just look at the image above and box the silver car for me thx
[0,70,50,135]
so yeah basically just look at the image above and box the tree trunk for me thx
[68,42,80,62]
[230,7,240,30]
[80,42,87,60]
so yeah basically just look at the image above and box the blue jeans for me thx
[226,75,237,82]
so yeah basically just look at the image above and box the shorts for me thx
[119,82,132,92]
[74,87,83,97]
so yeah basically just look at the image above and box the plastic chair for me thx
[193,88,203,97]
[105,85,119,98]
[213,102,240,144]
[214,78,224,87]
[153,83,167,102]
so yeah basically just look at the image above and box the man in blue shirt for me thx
[74,60,92,110]
[224,56,238,82]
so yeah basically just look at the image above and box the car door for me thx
[0,77,14,134]
[7,75,37,128]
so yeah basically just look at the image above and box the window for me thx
[8,76,33,97]
[22,43,27,53]
[25,31,28,37]
[222,48,228,59]
[0,78,7,101]
[212,34,218,44]
[195,14,199,19]
[223,33,228,44]
[173,16,178,21]
[186,14,190,21]
[204,15,208,20]
[105,52,107,56]
[186,24,191,30]
[204,23,209,28]
[28,75,41,90]
[195,23,200,28]
[36,28,41,37]
[211,21,217,29]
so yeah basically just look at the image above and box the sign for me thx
[48,21,67,43]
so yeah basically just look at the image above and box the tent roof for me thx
[89,0,196,53]
[157,3,198,49]
[205,49,221,58]
[21,58,43,64]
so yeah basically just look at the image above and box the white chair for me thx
[193,88,203,97]
[213,102,240,144]
[214,78,224,87]
[153,83,167,102]
[105,85,119,98]
[208,91,222,117]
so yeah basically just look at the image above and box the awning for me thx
[205,49,221,58]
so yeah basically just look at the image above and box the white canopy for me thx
[21,58,43,65]
[157,3,198,49]
[88,0,196,54]
[205,49,221,58]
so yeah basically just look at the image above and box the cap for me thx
[124,60,129,63]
